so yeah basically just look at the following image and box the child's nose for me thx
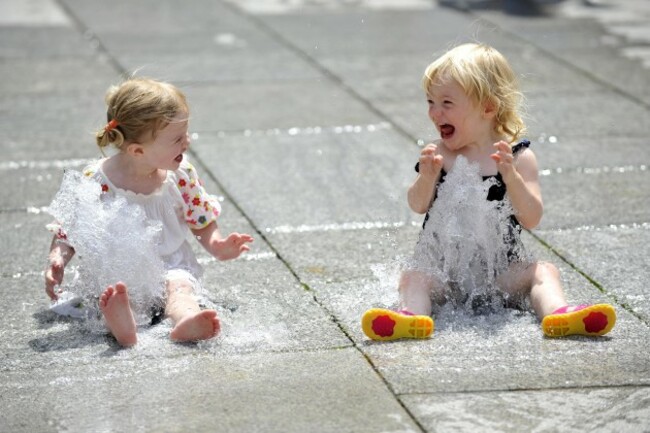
[429,106,442,120]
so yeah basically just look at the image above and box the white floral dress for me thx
[52,156,221,283]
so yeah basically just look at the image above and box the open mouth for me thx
[174,154,183,163]
[439,124,455,139]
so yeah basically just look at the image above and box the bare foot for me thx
[170,309,220,342]
[99,282,137,347]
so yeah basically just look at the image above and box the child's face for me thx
[426,78,492,150]
[140,114,190,170]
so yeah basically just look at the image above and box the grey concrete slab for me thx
[0,0,70,27]
[0,27,96,59]
[478,13,619,51]
[264,226,625,324]
[96,27,295,55]
[191,128,416,229]
[0,57,117,96]
[61,0,243,35]
[523,90,649,139]
[545,48,650,106]
[0,92,106,134]
[1,256,348,371]
[0,213,54,276]
[538,169,650,230]
[400,386,650,433]
[0,165,67,210]
[116,50,322,84]
[1,348,421,433]
[358,306,649,395]
[536,226,650,321]
[533,136,650,171]
[265,228,650,394]
[377,96,439,141]
[184,81,383,132]
[318,44,604,107]
[316,52,430,102]
[261,8,480,56]
[477,12,650,106]
[3,131,99,161]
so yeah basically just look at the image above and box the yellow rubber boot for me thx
[361,308,434,341]
[542,304,616,337]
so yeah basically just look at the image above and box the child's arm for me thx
[408,143,444,214]
[44,236,75,301]
[491,140,543,230]
[192,222,254,261]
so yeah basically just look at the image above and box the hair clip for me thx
[105,119,119,132]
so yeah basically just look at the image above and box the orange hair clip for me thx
[105,119,119,132]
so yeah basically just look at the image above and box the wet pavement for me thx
[1,0,649,431]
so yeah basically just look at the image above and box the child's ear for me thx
[125,142,145,157]
[483,99,498,119]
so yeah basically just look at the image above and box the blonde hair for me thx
[95,77,189,153]
[422,43,526,142]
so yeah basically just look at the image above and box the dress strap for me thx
[512,139,531,155]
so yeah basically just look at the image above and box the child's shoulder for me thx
[81,158,107,179]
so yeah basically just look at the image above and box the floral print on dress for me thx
[177,160,221,229]
[48,158,221,240]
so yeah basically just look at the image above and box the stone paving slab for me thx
[263,227,650,394]
[1,255,349,371]
[184,82,383,133]
[116,50,323,85]
[537,226,650,321]
[1,348,420,433]
[259,8,476,56]
[522,90,649,139]
[533,136,650,170]
[61,0,242,35]
[537,169,650,230]
[192,129,415,229]
[0,213,54,276]
[400,386,650,433]
[0,58,116,96]
[0,27,96,59]
[0,92,106,135]
[478,11,650,106]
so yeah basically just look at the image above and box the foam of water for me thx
[47,170,165,330]
[408,156,529,314]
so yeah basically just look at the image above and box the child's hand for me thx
[45,257,65,301]
[491,140,518,183]
[212,233,254,261]
[419,144,444,179]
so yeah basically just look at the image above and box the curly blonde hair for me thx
[422,43,526,143]
[95,77,189,153]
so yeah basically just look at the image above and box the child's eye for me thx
[443,100,452,105]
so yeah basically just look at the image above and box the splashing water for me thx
[47,170,165,329]
[408,156,529,314]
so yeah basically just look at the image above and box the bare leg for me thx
[166,279,220,342]
[497,261,567,320]
[99,282,137,347]
[398,269,446,316]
